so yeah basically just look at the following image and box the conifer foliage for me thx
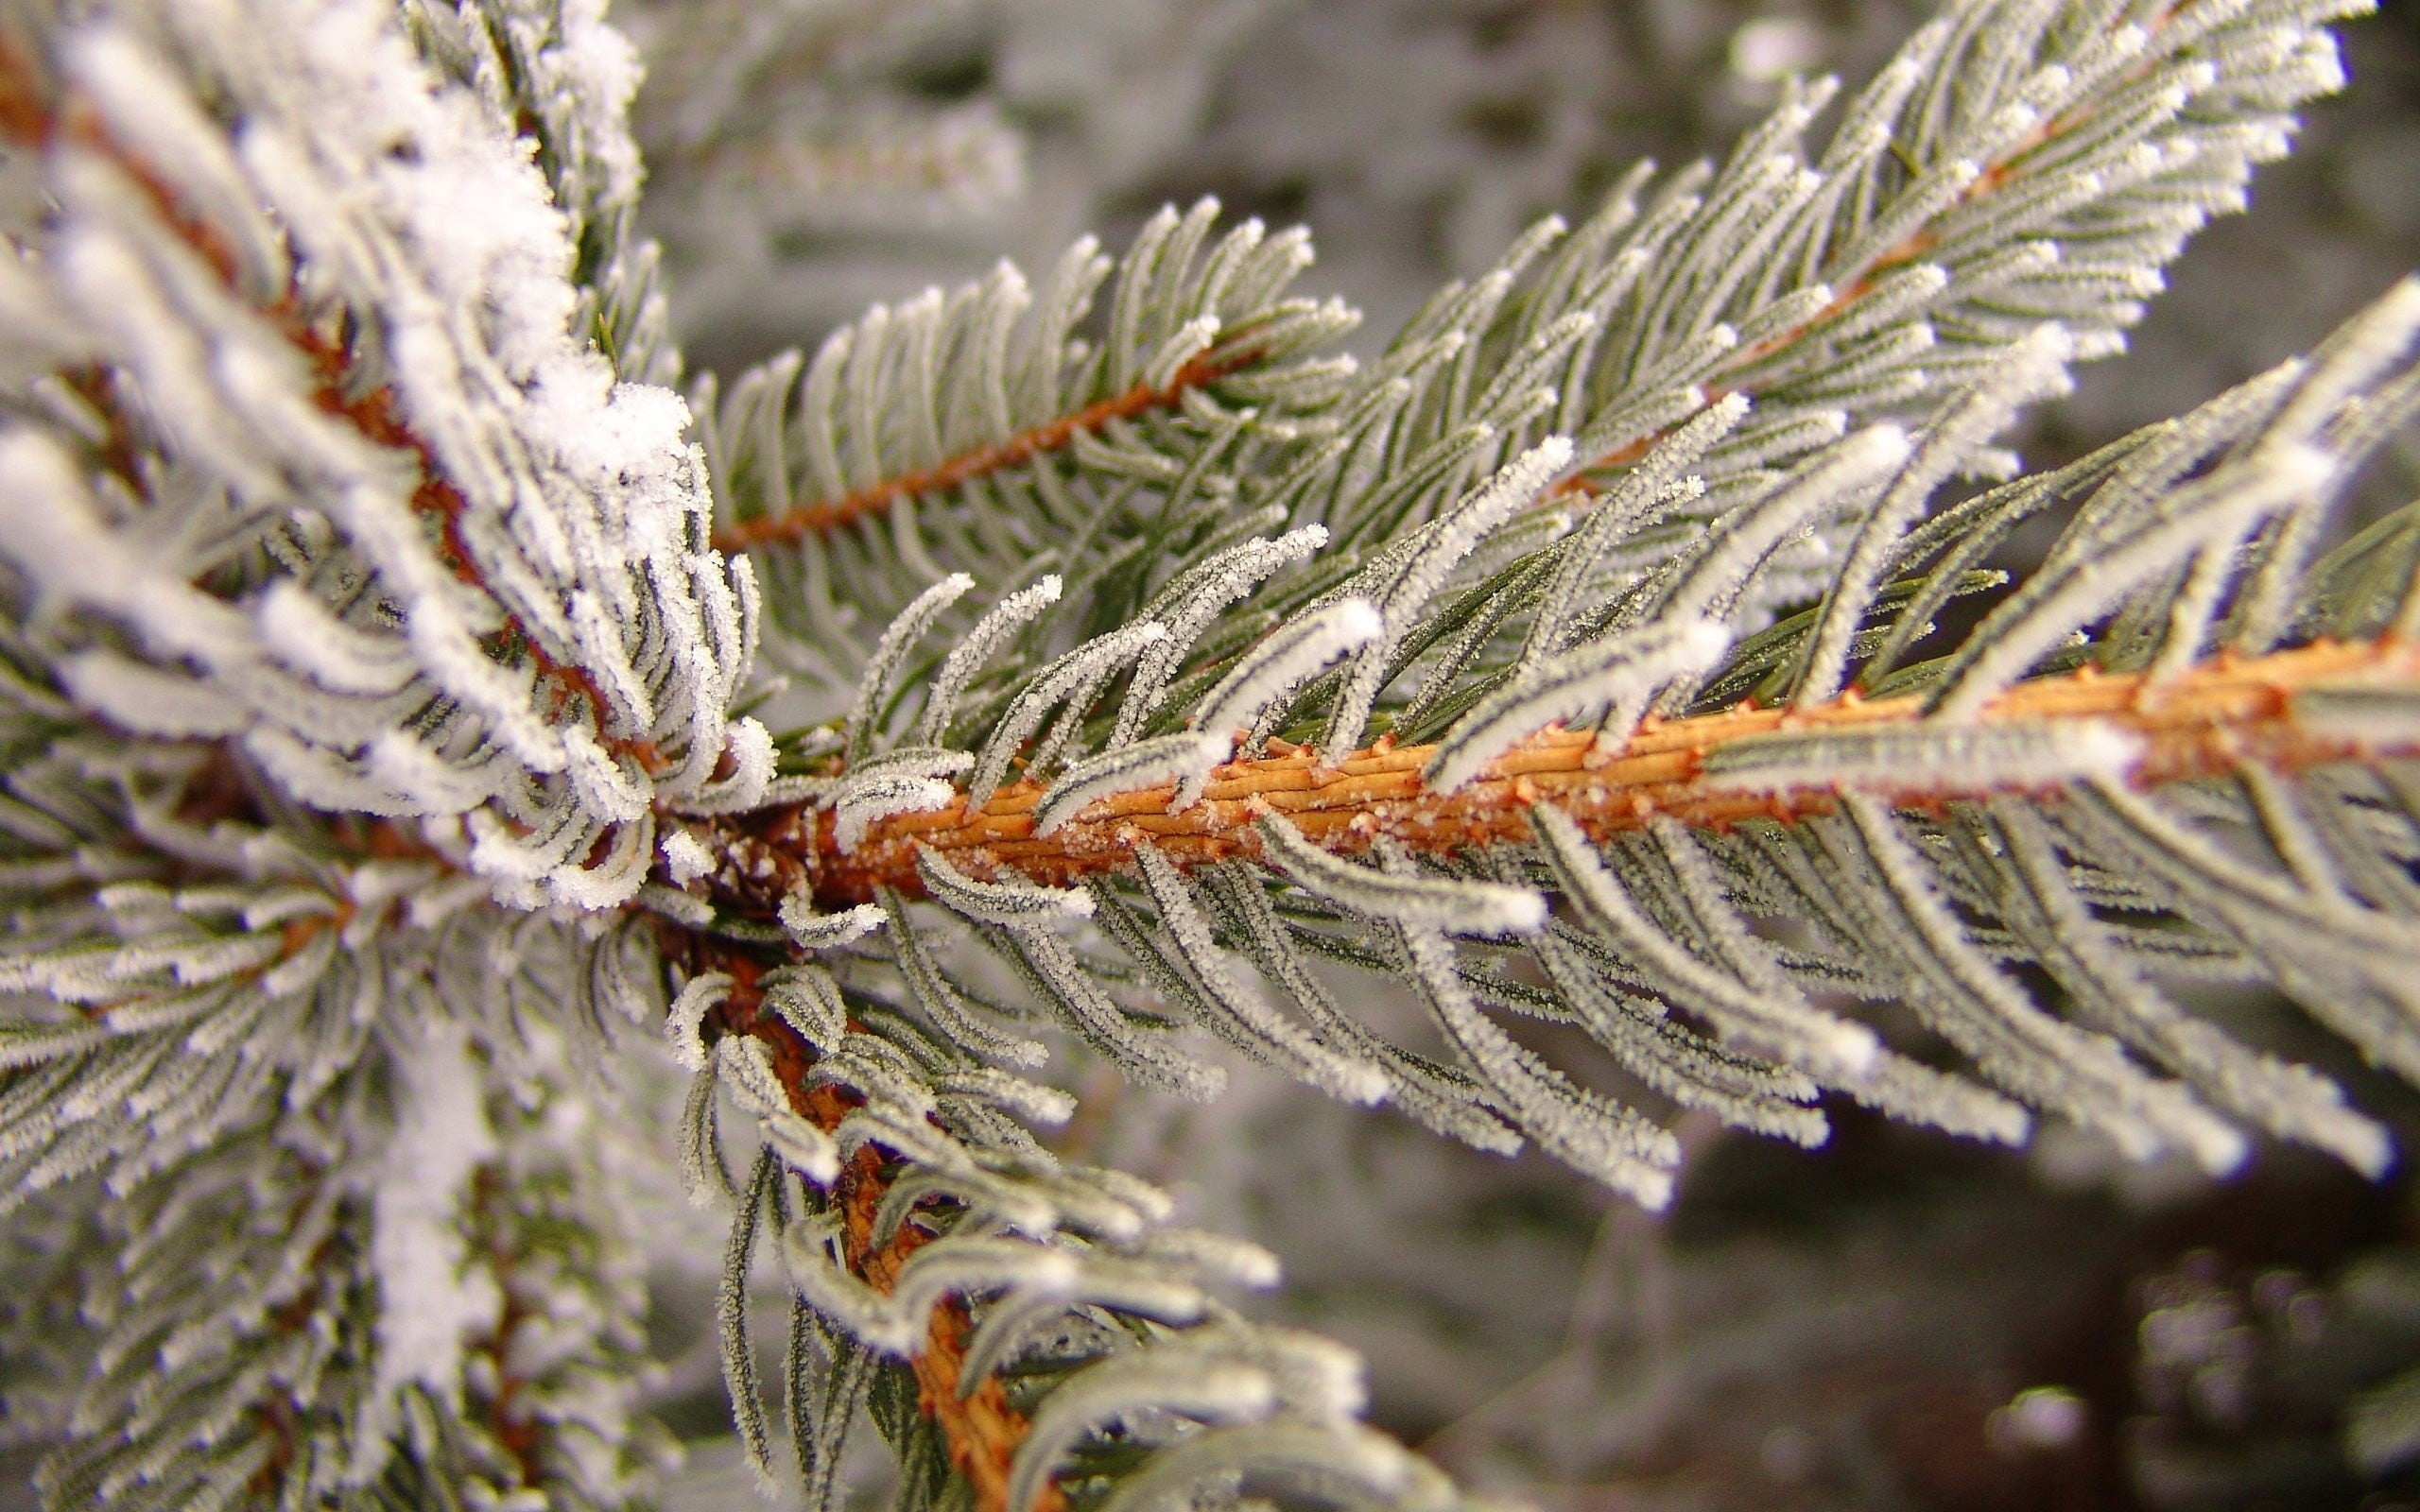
[0,0,2414,1506]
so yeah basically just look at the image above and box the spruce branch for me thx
[675,932,1442,1512]
[739,637,2420,912]
[4,0,2416,1508]
[687,949,1066,1512]
[0,38,667,777]
[710,344,1270,554]
[697,198,1361,691]
[0,0,771,909]
[1542,0,2279,499]
[723,270,2420,1204]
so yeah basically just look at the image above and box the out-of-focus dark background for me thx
[618,5,2420,1509]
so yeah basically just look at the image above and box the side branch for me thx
[752,638,2420,909]
[697,954,1064,1512]
[0,42,661,772]
[1551,0,2197,499]
[710,348,1263,553]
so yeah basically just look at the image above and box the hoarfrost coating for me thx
[0,0,767,909]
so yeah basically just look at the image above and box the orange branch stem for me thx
[741,638,2420,910]
[711,349,1265,553]
[694,951,1064,1512]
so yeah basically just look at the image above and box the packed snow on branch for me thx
[0,0,769,909]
